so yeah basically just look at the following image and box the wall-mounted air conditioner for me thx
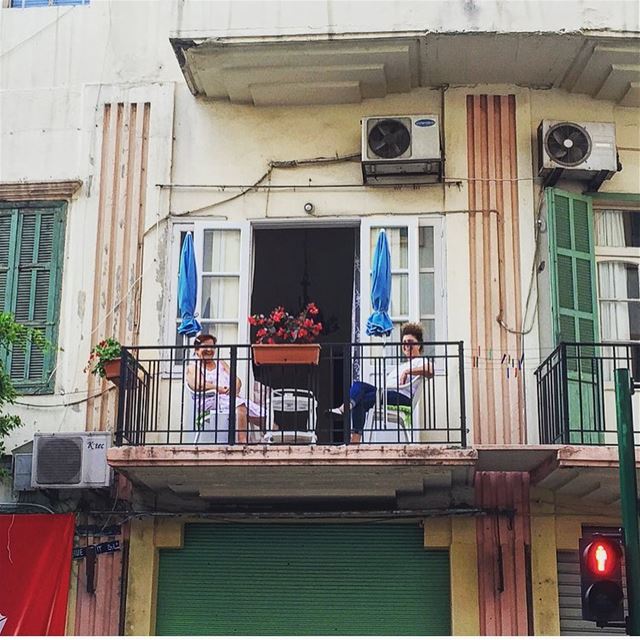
[361,115,443,185]
[31,432,112,489]
[537,120,618,190]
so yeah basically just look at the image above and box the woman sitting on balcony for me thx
[186,333,267,444]
[328,322,433,444]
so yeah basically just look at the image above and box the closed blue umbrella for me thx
[366,228,393,337]
[177,232,202,337]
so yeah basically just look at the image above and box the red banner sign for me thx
[0,513,74,636]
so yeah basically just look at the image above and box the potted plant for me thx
[86,338,122,383]
[249,303,323,365]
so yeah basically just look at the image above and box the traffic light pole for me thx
[614,368,640,636]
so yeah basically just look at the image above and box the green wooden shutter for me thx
[546,188,602,442]
[547,188,598,347]
[156,523,451,636]
[0,211,17,313]
[0,202,66,394]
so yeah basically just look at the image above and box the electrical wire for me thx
[495,183,546,337]
[0,6,75,58]
[157,176,541,190]
[0,502,55,514]
[166,152,362,220]
[12,388,108,408]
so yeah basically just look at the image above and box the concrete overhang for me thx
[530,445,640,505]
[108,444,477,505]
[170,33,640,107]
[109,444,640,510]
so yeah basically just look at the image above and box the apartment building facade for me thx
[0,0,639,635]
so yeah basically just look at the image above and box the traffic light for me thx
[579,534,625,626]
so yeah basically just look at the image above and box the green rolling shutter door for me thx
[546,188,601,442]
[156,523,451,635]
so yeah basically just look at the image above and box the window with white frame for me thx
[170,222,249,350]
[363,218,445,348]
[10,0,88,6]
[594,207,640,377]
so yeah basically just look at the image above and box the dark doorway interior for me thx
[251,227,357,443]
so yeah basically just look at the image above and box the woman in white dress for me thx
[186,333,267,444]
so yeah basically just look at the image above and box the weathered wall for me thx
[168,0,640,38]
[475,471,532,636]
[0,1,638,453]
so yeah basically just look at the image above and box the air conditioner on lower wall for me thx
[30,432,112,489]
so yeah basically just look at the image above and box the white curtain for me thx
[599,262,630,341]
[595,209,626,246]
[598,261,630,381]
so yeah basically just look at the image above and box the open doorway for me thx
[251,226,358,443]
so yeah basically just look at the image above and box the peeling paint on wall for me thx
[86,101,151,433]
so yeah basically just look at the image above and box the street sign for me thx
[73,540,120,560]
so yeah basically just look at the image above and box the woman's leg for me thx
[385,391,412,407]
[350,383,377,443]
[349,381,376,406]
[236,404,248,444]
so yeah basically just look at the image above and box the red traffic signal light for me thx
[579,534,625,626]
[583,538,622,577]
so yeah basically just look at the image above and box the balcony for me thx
[536,342,640,446]
[114,341,467,448]
[108,341,472,508]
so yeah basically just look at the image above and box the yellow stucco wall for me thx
[125,516,479,636]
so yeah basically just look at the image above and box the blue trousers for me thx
[349,381,411,434]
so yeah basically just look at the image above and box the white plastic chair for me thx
[263,388,318,445]
[363,382,423,444]
[183,386,230,444]
[183,388,264,444]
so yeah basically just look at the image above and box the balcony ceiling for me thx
[109,443,640,513]
[170,33,640,107]
[108,444,477,510]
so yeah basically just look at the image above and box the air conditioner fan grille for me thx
[36,437,83,484]
[368,119,411,159]
[545,122,592,167]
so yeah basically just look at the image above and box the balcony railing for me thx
[535,342,640,445]
[114,341,467,447]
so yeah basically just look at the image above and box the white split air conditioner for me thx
[537,120,618,189]
[31,432,112,489]
[361,115,443,185]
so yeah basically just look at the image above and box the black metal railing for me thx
[114,341,467,447]
[535,342,640,445]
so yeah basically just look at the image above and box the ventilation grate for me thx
[36,437,83,484]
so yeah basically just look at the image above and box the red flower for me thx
[249,302,323,344]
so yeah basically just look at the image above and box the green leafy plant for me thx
[0,312,49,465]
[86,338,121,378]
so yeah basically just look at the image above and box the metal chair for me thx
[263,388,318,444]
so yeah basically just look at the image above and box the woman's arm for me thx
[399,359,434,385]
[220,360,241,394]
[186,363,219,392]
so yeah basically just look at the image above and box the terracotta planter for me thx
[102,358,122,384]
[252,344,321,366]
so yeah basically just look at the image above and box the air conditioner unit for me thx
[361,115,443,185]
[537,120,618,189]
[31,432,112,489]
